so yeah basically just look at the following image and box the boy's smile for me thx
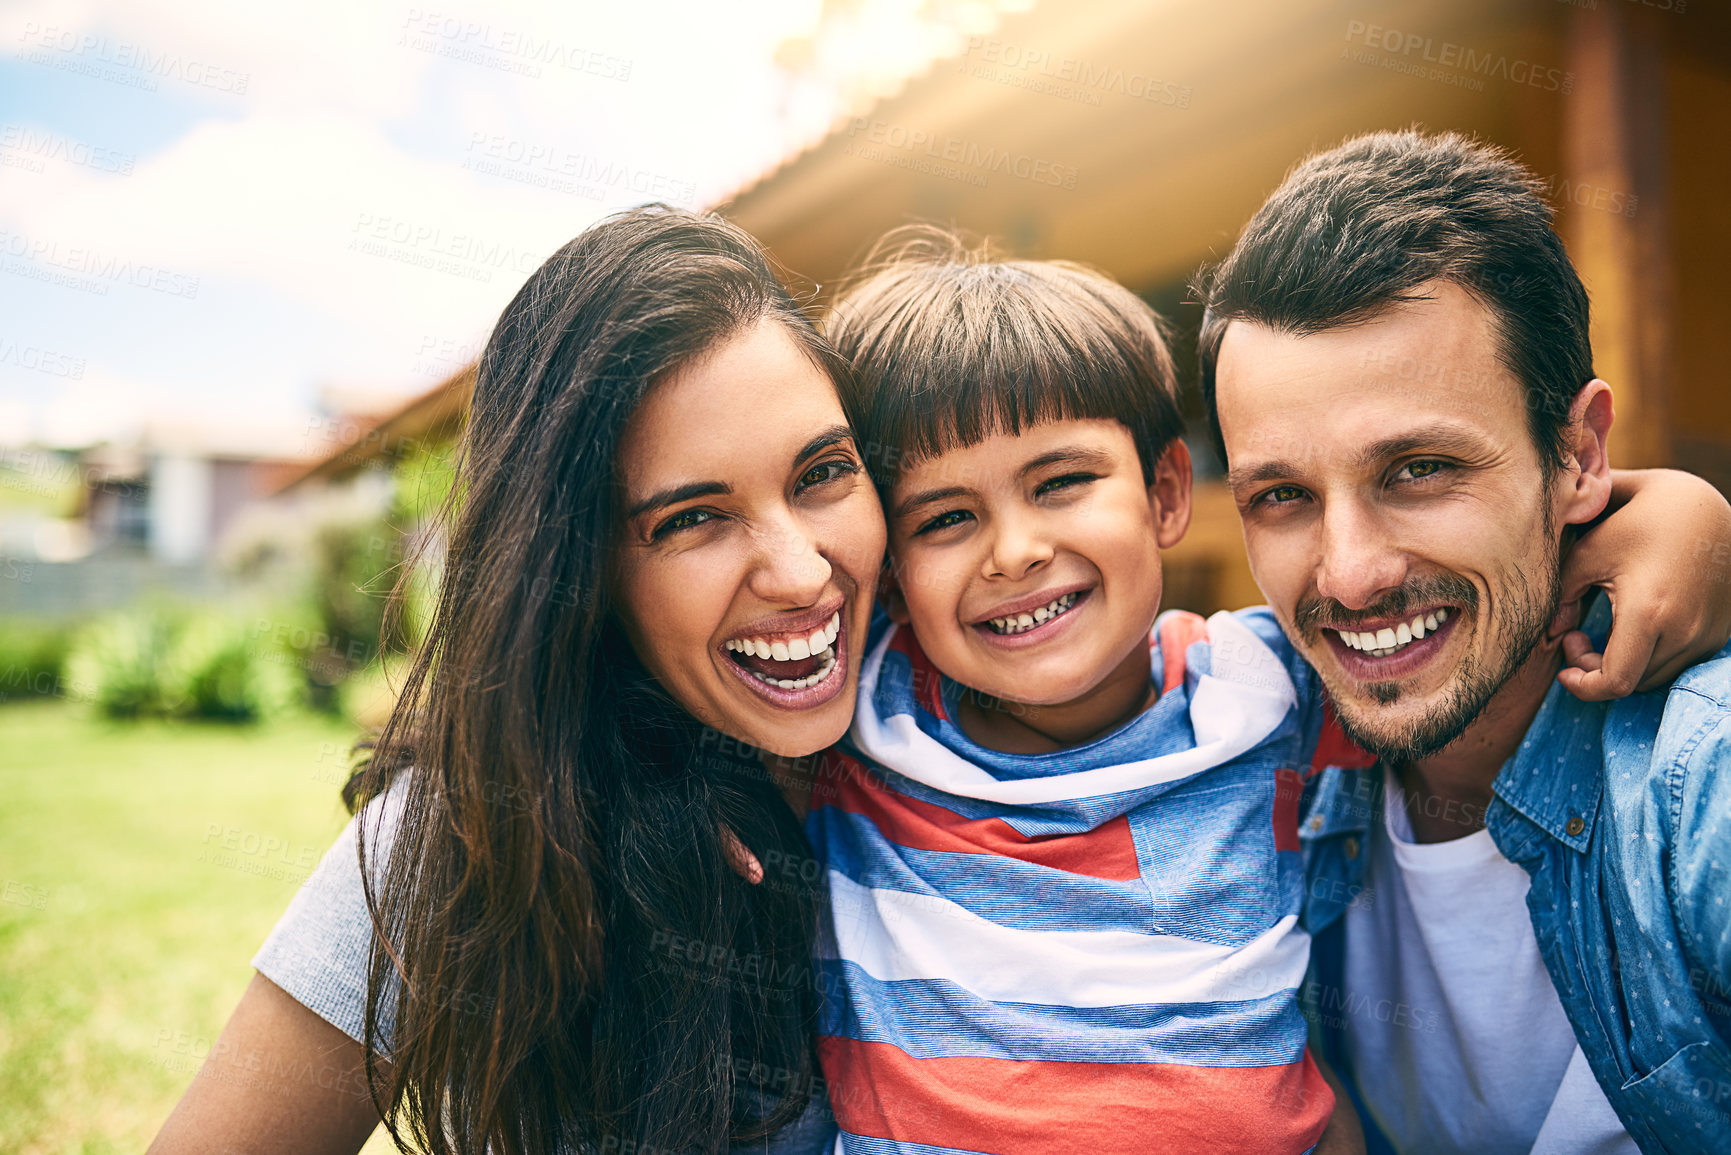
[885,418,1192,749]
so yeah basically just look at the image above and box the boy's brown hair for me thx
[827,226,1186,491]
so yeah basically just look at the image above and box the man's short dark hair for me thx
[828,225,1186,491]
[1195,130,1593,470]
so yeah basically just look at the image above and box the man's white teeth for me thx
[1334,608,1449,658]
[723,612,841,675]
[987,592,1078,635]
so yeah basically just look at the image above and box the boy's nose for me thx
[983,516,1055,582]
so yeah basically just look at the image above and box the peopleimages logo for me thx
[845,119,1079,191]
[1342,20,1574,93]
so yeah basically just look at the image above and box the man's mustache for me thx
[1294,574,1479,637]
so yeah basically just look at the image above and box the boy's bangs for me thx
[834,257,1184,489]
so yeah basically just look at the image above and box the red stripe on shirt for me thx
[820,1036,1333,1154]
[1313,700,1376,774]
[1273,767,1304,853]
[1158,611,1210,696]
[888,627,949,721]
[813,752,1142,882]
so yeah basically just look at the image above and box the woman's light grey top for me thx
[253,786,837,1154]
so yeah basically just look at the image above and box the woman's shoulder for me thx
[249,776,412,1049]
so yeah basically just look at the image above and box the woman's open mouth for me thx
[719,610,848,707]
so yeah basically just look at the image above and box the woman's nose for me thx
[746,516,833,606]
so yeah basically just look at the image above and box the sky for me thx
[0,0,998,452]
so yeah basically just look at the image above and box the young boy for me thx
[805,230,1352,1153]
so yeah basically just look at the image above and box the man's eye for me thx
[1037,472,1097,496]
[798,459,858,489]
[653,509,714,538]
[914,509,973,536]
[1262,485,1306,505]
[1401,460,1446,481]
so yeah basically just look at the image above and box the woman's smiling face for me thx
[612,318,887,758]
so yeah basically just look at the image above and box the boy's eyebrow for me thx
[1016,446,1116,477]
[891,445,1118,519]
[893,484,972,520]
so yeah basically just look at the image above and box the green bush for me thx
[0,617,76,703]
[66,604,300,723]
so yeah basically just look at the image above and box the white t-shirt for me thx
[1341,768,1637,1154]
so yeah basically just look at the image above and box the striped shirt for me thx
[806,609,1338,1154]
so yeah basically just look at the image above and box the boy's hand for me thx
[1557,468,1731,701]
[721,824,764,884]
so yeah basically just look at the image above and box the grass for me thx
[0,698,405,1153]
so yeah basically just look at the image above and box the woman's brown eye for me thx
[653,509,712,539]
[799,460,856,489]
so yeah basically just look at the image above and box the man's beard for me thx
[1293,540,1563,766]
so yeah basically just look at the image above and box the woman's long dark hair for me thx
[344,205,835,1154]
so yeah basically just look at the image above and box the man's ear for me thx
[1558,380,1615,528]
[879,555,912,625]
[1150,439,1195,550]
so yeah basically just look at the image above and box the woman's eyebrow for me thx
[624,425,854,520]
[626,480,730,521]
[794,424,855,464]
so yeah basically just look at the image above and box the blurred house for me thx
[0,423,313,617]
[288,0,1731,614]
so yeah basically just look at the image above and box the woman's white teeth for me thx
[988,592,1078,635]
[722,612,842,679]
[747,644,837,691]
[1334,608,1449,658]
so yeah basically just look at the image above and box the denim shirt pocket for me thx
[1619,1038,1731,1153]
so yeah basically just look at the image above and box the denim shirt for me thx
[1299,606,1731,1154]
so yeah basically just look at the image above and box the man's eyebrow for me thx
[1352,426,1493,470]
[1226,424,1497,490]
[1226,461,1298,490]
[625,480,731,521]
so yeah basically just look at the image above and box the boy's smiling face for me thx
[885,418,1192,718]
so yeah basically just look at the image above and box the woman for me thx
[150,206,886,1154]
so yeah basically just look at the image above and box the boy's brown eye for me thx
[1037,473,1097,496]
[914,509,972,536]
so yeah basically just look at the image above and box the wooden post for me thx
[1561,2,1674,468]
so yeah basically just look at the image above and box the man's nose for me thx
[1314,501,1408,611]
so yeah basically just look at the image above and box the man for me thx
[1197,130,1731,1153]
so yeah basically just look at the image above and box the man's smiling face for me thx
[1215,280,1607,763]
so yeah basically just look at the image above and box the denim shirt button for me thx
[1344,837,1360,860]
[1566,815,1585,837]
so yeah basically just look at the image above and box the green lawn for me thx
[0,698,403,1152]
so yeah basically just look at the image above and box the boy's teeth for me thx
[986,592,1078,635]
[1332,608,1452,658]
[723,610,842,662]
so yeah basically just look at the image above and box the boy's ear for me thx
[878,556,912,625]
[1149,439,1194,550]
[1558,379,1615,528]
